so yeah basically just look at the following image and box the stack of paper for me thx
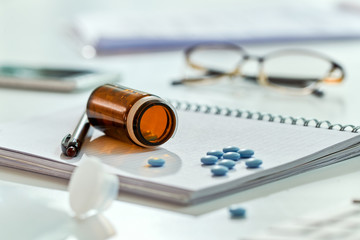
[71,1,360,55]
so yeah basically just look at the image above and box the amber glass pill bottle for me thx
[86,84,177,147]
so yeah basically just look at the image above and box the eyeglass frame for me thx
[172,42,345,97]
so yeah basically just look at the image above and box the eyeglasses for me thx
[172,43,345,97]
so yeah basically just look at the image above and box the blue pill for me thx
[207,150,224,159]
[148,157,165,167]
[218,159,236,169]
[201,155,218,165]
[223,146,240,153]
[238,149,254,158]
[211,165,229,176]
[223,152,241,161]
[229,205,246,218]
[245,158,263,168]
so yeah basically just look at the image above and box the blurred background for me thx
[1,0,360,124]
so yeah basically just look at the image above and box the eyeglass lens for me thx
[188,46,244,73]
[262,53,333,89]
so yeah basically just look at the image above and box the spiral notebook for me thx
[0,101,360,204]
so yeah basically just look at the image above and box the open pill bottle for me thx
[86,84,177,147]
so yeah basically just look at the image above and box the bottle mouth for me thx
[127,96,178,147]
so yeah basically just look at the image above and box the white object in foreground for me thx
[68,157,119,218]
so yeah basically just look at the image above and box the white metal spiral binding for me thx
[167,100,360,133]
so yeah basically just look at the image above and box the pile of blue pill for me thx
[201,146,263,176]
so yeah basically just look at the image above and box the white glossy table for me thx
[1,0,360,239]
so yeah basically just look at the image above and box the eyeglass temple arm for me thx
[243,75,318,86]
[172,71,321,87]
[171,69,225,85]
[243,64,344,86]
[243,75,325,97]
[172,65,344,88]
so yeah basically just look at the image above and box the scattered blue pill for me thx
[218,159,236,169]
[201,155,218,165]
[223,146,240,153]
[207,150,224,159]
[245,158,263,168]
[223,152,241,161]
[148,157,165,167]
[238,149,255,158]
[229,205,246,218]
[211,165,229,176]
